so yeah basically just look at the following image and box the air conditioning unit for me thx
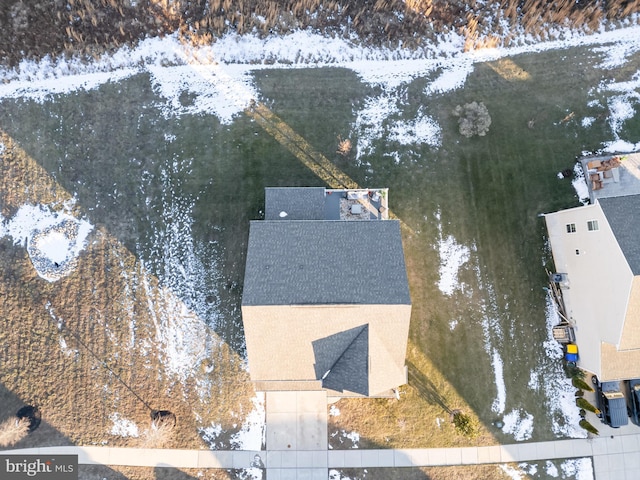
[550,273,570,288]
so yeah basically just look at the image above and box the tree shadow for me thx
[406,360,452,415]
[0,383,128,479]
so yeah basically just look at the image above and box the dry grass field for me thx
[0,131,256,451]
[1,0,639,67]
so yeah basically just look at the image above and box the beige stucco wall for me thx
[242,303,411,396]
[545,203,633,378]
[619,276,640,351]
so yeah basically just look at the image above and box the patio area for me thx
[324,188,389,220]
[582,153,640,202]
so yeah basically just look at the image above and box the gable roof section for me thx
[318,325,369,396]
[265,187,326,220]
[242,220,411,306]
[599,194,640,274]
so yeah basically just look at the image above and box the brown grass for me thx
[0,417,30,448]
[80,465,236,480]
[329,342,496,449]
[0,130,258,450]
[335,465,513,480]
[0,0,638,67]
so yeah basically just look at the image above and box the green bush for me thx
[452,411,480,439]
[579,419,599,435]
[573,377,594,392]
[576,397,600,414]
[566,364,586,380]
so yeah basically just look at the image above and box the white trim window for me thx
[566,223,577,233]
[587,220,599,231]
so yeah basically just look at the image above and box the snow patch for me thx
[561,458,594,480]
[571,162,590,205]
[545,460,559,477]
[527,370,540,391]
[389,112,442,148]
[424,60,474,95]
[230,393,265,450]
[2,204,93,281]
[491,349,507,415]
[329,405,341,417]
[199,422,223,447]
[1,23,640,129]
[608,94,637,135]
[435,211,470,296]
[581,116,595,128]
[542,292,585,438]
[109,413,139,438]
[331,429,361,449]
[148,63,256,124]
[501,409,534,441]
[353,92,400,162]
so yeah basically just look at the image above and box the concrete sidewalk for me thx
[2,433,640,478]
[0,446,263,469]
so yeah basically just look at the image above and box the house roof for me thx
[265,187,326,220]
[242,219,411,306]
[599,194,640,275]
[316,325,369,396]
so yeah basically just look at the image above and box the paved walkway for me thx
[3,433,640,479]
[3,391,639,479]
[265,391,328,479]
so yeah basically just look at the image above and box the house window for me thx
[587,220,599,231]
[566,223,576,233]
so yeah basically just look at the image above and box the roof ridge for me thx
[321,324,368,384]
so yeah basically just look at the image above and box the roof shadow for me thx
[312,325,369,396]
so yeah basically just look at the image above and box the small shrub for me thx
[452,411,480,439]
[336,136,352,156]
[576,397,599,414]
[566,364,586,380]
[579,419,599,435]
[452,102,491,137]
[0,417,30,447]
[573,377,594,392]
[139,421,173,448]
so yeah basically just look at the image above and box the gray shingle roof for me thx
[265,187,326,220]
[242,220,411,306]
[319,325,369,396]
[599,194,640,274]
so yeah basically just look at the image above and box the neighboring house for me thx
[241,187,411,397]
[544,153,640,382]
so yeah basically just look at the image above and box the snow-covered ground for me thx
[0,202,93,281]
[1,24,639,136]
[501,458,593,480]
